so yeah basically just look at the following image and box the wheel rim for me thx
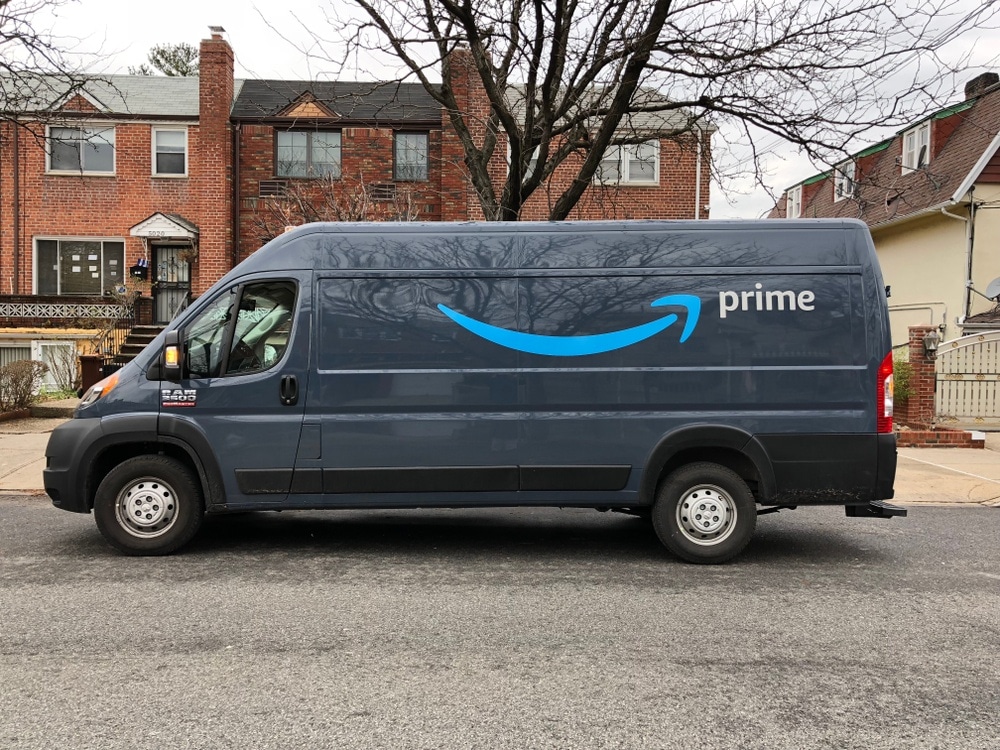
[114,476,179,539]
[676,483,737,546]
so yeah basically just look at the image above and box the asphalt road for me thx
[1,499,998,750]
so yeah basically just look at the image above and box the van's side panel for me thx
[289,233,523,506]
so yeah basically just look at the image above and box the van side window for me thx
[226,281,297,374]
[183,280,297,379]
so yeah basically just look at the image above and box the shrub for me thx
[0,360,49,412]
[893,351,914,403]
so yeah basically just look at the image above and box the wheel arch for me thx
[82,417,225,513]
[638,424,776,506]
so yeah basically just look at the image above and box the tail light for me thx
[877,352,893,433]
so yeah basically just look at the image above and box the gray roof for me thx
[504,84,712,135]
[232,80,439,124]
[1,74,244,118]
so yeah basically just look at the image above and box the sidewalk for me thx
[2,404,1000,506]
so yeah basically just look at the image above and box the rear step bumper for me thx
[845,500,908,519]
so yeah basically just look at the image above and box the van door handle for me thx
[279,374,298,406]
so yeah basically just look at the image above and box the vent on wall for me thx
[370,184,397,202]
[258,179,289,198]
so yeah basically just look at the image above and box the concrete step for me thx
[30,399,79,418]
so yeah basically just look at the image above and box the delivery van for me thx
[44,220,902,563]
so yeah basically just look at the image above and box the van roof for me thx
[236,219,875,274]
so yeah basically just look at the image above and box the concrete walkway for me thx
[2,401,1000,506]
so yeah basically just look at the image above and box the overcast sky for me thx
[47,0,1000,220]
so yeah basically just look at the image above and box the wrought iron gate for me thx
[152,246,191,324]
[935,331,1000,426]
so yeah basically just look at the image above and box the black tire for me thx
[93,455,204,556]
[652,462,756,564]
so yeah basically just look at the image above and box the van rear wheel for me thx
[652,462,756,564]
[94,455,204,556]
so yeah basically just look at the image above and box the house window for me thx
[596,140,660,185]
[48,126,115,173]
[902,122,930,173]
[394,132,429,181]
[34,239,125,296]
[786,185,802,218]
[153,128,187,176]
[276,131,341,178]
[834,161,856,202]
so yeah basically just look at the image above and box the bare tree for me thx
[0,0,99,124]
[128,42,199,77]
[248,174,421,246]
[301,0,999,220]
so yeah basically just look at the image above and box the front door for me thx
[153,245,192,324]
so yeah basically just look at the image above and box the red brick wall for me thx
[236,125,445,257]
[0,33,234,299]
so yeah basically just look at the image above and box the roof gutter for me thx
[869,199,958,232]
[939,191,976,324]
[952,129,1000,203]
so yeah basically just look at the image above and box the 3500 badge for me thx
[162,389,197,407]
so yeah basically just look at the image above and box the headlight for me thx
[80,372,119,407]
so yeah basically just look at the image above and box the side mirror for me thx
[163,330,183,382]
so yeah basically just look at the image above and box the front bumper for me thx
[44,417,106,513]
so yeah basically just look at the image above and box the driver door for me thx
[160,272,310,506]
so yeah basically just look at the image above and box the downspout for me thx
[693,129,702,220]
[940,187,975,324]
[231,121,240,269]
[12,123,19,294]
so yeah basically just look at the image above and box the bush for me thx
[894,351,914,403]
[0,360,49,412]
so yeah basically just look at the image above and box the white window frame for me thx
[595,140,660,186]
[31,340,77,392]
[33,237,126,296]
[902,122,930,174]
[833,161,856,202]
[506,143,542,180]
[786,185,802,218]
[46,124,116,175]
[152,126,188,177]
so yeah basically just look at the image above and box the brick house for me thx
[768,73,1000,347]
[0,30,712,383]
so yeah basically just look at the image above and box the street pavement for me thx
[2,400,1000,506]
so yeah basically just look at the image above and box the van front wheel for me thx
[94,455,204,556]
[652,462,756,564]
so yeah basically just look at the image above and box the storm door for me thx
[153,245,192,324]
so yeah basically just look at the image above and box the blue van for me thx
[44,220,902,563]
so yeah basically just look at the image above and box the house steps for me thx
[114,325,164,365]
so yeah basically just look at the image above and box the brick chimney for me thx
[440,47,491,221]
[964,72,999,100]
[196,26,234,293]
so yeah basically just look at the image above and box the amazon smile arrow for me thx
[437,294,701,357]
